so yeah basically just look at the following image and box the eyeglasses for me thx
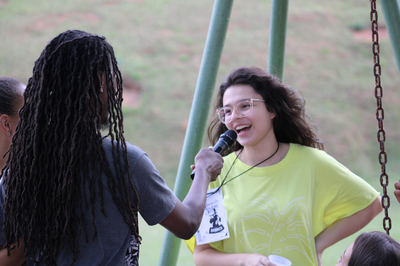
[216,98,265,124]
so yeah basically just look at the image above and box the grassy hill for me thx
[1,0,400,265]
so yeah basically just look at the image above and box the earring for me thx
[8,130,12,135]
[100,86,104,92]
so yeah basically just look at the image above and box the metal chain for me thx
[370,0,391,235]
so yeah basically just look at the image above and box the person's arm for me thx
[159,147,223,239]
[394,179,400,203]
[315,196,382,265]
[0,238,26,266]
[193,243,274,266]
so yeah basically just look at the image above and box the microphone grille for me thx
[222,129,237,144]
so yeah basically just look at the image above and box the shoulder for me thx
[102,137,147,159]
[290,143,351,175]
[292,143,324,156]
[125,141,146,157]
[292,144,341,164]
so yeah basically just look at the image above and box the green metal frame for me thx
[380,0,400,76]
[267,0,289,81]
[157,1,234,265]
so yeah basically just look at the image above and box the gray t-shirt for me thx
[27,138,177,266]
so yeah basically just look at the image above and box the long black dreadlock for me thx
[3,30,140,265]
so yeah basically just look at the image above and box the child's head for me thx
[0,77,25,140]
[337,231,400,266]
[0,77,25,117]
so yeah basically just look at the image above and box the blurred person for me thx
[0,77,25,171]
[336,231,400,266]
[394,178,400,203]
[2,30,223,266]
[192,67,382,266]
[0,76,26,265]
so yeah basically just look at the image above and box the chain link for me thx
[370,0,391,235]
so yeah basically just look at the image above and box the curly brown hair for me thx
[208,66,323,155]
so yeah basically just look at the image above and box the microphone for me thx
[190,129,237,180]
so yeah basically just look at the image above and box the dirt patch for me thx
[122,75,142,108]
[29,13,100,31]
[352,26,389,42]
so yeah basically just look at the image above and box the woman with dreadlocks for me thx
[2,30,223,266]
[0,76,26,265]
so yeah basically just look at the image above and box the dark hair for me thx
[349,231,400,266]
[207,66,323,155]
[3,30,140,265]
[0,76,24,116]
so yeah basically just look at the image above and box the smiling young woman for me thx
[192,66,383,266]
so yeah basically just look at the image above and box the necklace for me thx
[208,142,280,197]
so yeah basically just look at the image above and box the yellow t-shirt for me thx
[187,143,379,266]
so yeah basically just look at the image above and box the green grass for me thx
[1,0,400,265]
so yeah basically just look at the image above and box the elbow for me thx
[373,196,384,216]
[176,206,203,239]
[176,220,200,240]
[363,196,383,222]
[179,233,196,241]
[173,231,196,240]
[164,213,200,240]
[161,200,203,240]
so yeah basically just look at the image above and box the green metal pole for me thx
[380,0,400,76]
[267,0,289,81]
[157,1,234,265]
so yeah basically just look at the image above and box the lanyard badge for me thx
[195,188,230,245]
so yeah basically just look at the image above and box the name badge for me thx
[195,187,229,245]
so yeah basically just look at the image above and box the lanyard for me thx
[208,142,280,197]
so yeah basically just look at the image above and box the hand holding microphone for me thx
[191,129,237,180]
